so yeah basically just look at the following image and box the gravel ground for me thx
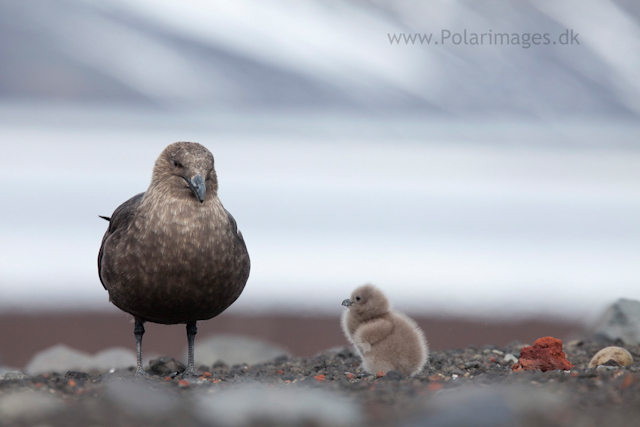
[1,338,640,427]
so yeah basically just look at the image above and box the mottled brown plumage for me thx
[341,285,428,377]
[98,142,250,375]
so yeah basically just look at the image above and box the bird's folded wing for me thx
[97,192,144,290]
[355,318,394,345]
[225,208,247,246]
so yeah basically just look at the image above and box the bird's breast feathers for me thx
[113,196,238,272]
[139,197,229,242]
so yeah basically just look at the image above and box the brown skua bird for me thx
[98,142,250,376]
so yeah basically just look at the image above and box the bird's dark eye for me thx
[356,296,361,301]
[173,160,182,168]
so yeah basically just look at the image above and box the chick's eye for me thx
[355,296,361,301]
[173,160,182,168]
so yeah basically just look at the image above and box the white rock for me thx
[93,347,137,371]
[588,346,634,368]
[25,344,94,375]
[186,335,290,366]
[25,345,138,375]
[196,384,361,427]
[503,354,519,365]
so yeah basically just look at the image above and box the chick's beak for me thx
[342,299,353,307]
[184,173,206,203]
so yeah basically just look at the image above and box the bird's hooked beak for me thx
[342,299,353,307]
[184,174,206,203]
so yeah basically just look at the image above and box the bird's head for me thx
[342,284,389,320]
[151,142,217,203]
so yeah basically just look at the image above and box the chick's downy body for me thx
[341,285,428,376]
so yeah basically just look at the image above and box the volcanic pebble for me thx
[511,337,573,372]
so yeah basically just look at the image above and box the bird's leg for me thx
[185,321,198,376]
[134,317,146,375]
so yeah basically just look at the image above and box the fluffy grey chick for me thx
[98,142,250,376]
[341,284,428,376]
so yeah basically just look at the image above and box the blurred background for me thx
[1,0,639,367]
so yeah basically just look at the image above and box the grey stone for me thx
[443,366,464,376]
[0,391,63,422]
[381,370,404,380]
[593,298,640,345]
[315,346,356,359]
[464,361,481,369]
[0,371,29,381]
[25,344,94,375]
[104,378,178,418]
[147,357,185,376]
[65,371,91,381]
[0,371,29,380]
[187,335,291,366]
[405,385,564,427]
[596,365,617,372]
[196,384,361,427]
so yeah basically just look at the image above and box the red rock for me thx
[68,380,77,387]
[178,379,190,388]
[202,371,213,378]
[511,336,573,372]
[313,375,326,382]
[621,374,636,390]
[428,383,443,391]
[346,373,355,380]
[277,370,284,374]
[376,371,385,378]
